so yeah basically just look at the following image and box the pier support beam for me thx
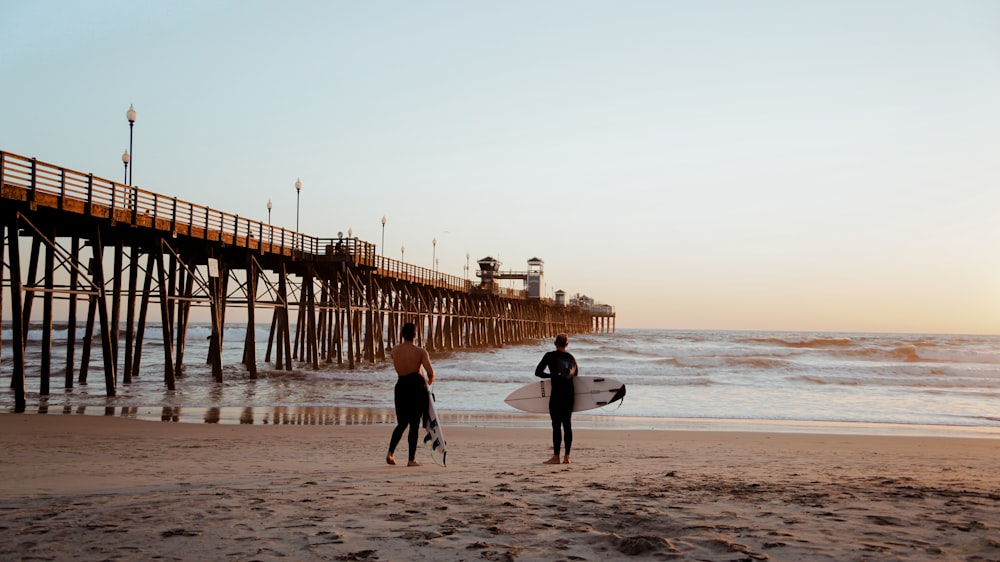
[5,213,26,411]
[207,254,224,383]
[243,255,258,378]
[91,228,117,396]
[155,241,176,391]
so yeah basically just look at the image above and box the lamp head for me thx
[126,104,136,124]
[267,199,272,211]
[122,150,130,164]
[295,177,302,192]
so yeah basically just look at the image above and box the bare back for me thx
[391,341,435,383]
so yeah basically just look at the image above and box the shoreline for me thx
[7,403,1000,439]
[1,414,998,560]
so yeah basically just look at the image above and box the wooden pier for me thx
[0,150,615,411]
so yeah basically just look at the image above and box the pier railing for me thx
[1,150,523,296]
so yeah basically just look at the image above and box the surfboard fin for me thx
[610,385,626,403]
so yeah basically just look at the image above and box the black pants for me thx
[549,386,574,456]
[389,373,429,461]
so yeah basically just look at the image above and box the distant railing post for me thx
[171,197,177,233]
[28,158,37,209]
[109,180,117,224]
[86,174,94,215]
[58,169,66,211]
[204,206,210,240]
[131,186,138,224]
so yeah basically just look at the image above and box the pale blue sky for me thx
[2,1,999,333]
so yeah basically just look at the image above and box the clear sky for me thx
[2,1,998,334]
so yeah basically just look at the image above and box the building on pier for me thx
[475,256,544,299]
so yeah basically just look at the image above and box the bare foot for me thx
[386,453,396,465]
[407,460,421,467]
[563,455,572,464]
[543,455,561,464]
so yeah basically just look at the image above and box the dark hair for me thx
[401,322,417,341]
[555,333,568,348]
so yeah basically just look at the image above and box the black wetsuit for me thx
[535,350,578,456]
[389,372,429,461]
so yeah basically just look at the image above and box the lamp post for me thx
[401,245,405,260]
[121,150,130,184]
[432,237,437,271]
[380,215,386,257]
[294,178,302,231]
[465,252,470,280]
[125,104,136,185]
[294,178,302,252]
[266,199,273,244]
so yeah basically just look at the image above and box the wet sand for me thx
[1,414,998,561]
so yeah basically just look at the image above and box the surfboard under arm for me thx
[504,376,627,414]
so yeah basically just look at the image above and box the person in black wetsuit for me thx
[387,322,435,467]
[535,333,578,464]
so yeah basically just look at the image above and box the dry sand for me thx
[0,414,998,561]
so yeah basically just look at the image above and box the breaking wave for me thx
[744,335,855,348]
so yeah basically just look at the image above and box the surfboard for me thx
[422,384,447,466]
[504,376,627,414]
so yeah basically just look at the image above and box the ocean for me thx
[2,325,999,437]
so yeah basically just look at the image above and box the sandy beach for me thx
[0,414,997,561]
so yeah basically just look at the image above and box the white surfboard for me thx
[422,384,447,465]
[504,376,627,414]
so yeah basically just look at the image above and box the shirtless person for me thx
[387,322,435,467]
